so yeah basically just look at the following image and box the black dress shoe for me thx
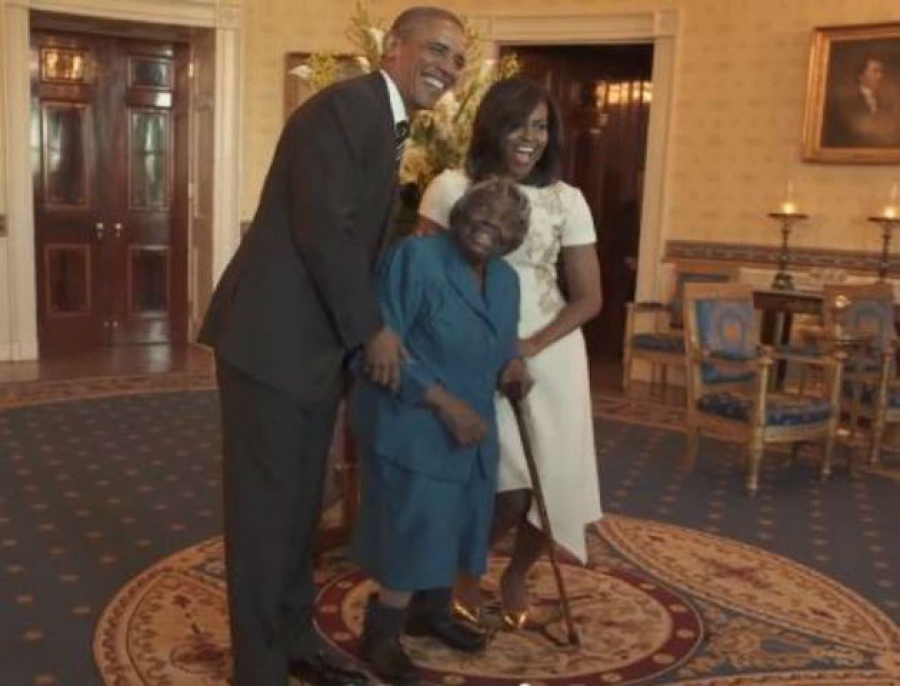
[289,650,372,686]
[405,613,486,653]
[361,638,420,685]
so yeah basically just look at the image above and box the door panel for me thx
[32,34,107,351]
[31,29,188,354]
[42,103,91,206]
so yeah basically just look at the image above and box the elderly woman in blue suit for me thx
[350,177,531,685]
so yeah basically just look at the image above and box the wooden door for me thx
[502,45,653,361]
[31,30,189,354]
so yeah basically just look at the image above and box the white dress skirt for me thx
[419,169,603,562]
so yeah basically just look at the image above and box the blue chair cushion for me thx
[695,298,757,385]
[842,300,894,348]
[702,365,757,385]
[632,332,685,353]
[697,391,833,426]
[845,355,884,374]
[842,382,900,408]
[670,272,732,329]
[695,298,756,355]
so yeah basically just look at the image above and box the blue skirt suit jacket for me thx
[350,233,520,588]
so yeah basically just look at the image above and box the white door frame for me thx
[476,9,680,304]
[0,0,242,360]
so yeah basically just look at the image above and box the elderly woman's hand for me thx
[499,357,533,400]
[424,385,488,446]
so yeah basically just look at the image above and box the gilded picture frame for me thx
[802,23,900,164]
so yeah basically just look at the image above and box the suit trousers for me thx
[216,358,341,686]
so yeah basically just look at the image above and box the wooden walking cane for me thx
[510,397,581,647]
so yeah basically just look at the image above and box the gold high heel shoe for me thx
[499,573,530,631]
[501,608,529,631]
[452,599,483,628]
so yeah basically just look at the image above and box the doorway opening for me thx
[502,44,654,362]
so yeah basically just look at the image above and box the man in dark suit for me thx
[198,7,466,686]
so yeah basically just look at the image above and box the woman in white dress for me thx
[414,76,603,628]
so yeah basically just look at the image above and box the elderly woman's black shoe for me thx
[406,588,486,652]
[361,594,421,685]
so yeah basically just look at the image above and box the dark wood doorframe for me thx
[503,44,654,362]
[30,18,191,355]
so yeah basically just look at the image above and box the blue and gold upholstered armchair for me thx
[623,263,736,393]
[683,281,844,495]
[822,282,898,467]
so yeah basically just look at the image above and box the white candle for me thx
[779,179,796,214]
[780,201,797,214]
[884,182,899,219]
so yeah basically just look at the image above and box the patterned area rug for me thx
[2,379,898,686]
[94,515,900,686]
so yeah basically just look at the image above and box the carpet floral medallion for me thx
[93,515,900,686]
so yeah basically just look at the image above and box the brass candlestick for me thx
[868,215,900,280]
[768,211,809,290]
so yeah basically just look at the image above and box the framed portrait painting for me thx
[802,23,900,163]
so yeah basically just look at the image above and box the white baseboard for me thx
[0,338,39,361]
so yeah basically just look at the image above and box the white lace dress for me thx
[419,169,602,562]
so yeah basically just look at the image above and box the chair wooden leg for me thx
[820,435,834,483]
[746,440,763,496]
[869,415,885,468]
[623,350,633,392]
[684,426,699,472]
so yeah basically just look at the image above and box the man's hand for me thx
[498,357,533,400]
[364,326,407,392]
[424,386,488,446]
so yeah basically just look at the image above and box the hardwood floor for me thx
[0,344,214,384]
[0,343,683,408]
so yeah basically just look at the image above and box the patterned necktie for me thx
[395,120,410,164]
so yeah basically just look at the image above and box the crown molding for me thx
[12,0,238,27]
[471,9,678,45]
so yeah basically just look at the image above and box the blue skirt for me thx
[350,450,494,591]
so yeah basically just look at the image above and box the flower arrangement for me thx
[297,3,518,197]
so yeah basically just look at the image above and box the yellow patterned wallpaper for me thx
[0,0,7,218]
[241,0,900,258]
[1,0,899,254]
[668,0,900,257]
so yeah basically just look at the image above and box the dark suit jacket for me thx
[199,72,399,401]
